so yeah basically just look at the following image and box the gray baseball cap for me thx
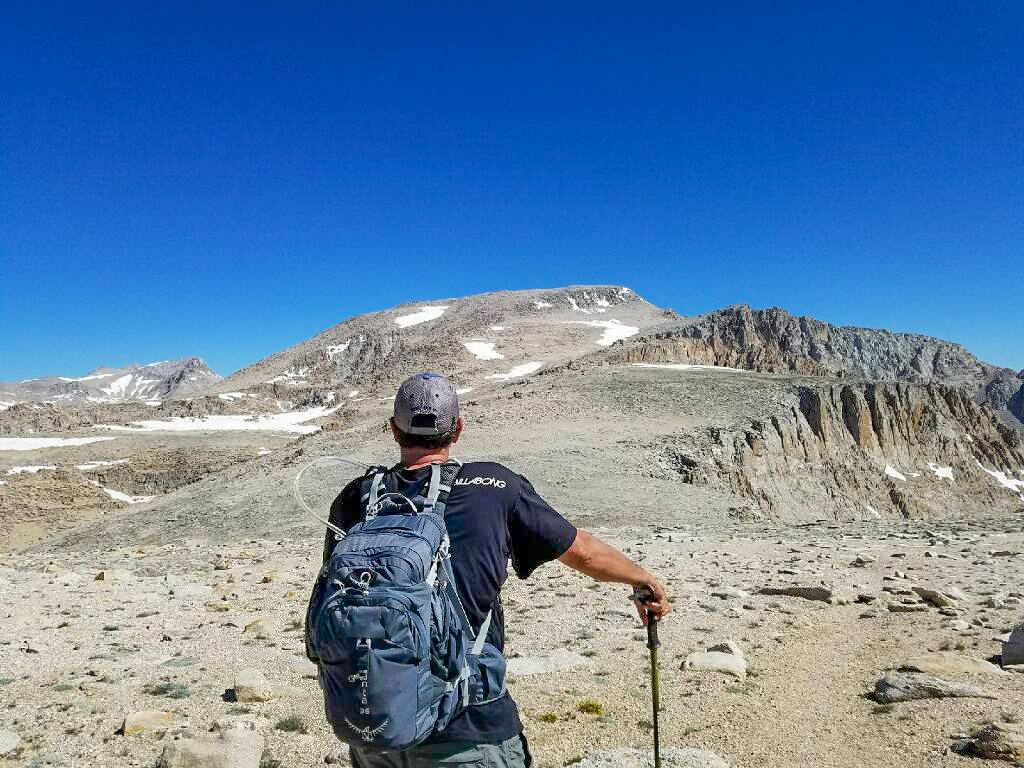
[393,372,460,436]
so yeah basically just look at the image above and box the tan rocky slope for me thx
[606,304,1024,428]
[213,285,672,395]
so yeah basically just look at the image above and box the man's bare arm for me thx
[558,529,671,621]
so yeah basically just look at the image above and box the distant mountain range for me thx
[0,357,221,410]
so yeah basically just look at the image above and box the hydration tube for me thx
[292,456,371,539]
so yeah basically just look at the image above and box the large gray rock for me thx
[911,586,958,608]
[233,668,272,703]
[157,730,263,768]
[122,710,172,736]
[576,747,730,767]
[872,672,997,703]
[899,652,1005,677]
[0,731,22,758]
[682,651,747,681]
[1002,624,1024,667]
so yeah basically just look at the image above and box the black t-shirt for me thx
[323,460,577,745]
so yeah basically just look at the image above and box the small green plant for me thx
[274,716,307,734]
[53,683,73,692]
[538,712,558,723]
[871,703,895,715]
[102,625,119,632]
[577,699,603,715]
[1002,711,1021,724]
[144,681,189,699]
[580,649,597,658]
[284,619,303,632]
[0,677,15,687]
[228,706,253,715]
[260,755,283,768]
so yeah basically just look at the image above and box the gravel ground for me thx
[2,519,1021,767]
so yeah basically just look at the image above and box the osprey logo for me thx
[455,476,507,489]
[344,716,390,742]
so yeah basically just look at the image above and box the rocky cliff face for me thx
[610,305,1024,428]
[659,377,1024,520]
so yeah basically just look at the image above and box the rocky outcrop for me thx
[609,305,1024,427]
[659,378,1024,520]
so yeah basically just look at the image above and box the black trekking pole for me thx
[632,586,662,768]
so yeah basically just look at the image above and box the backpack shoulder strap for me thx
[428,459,462,517]
[363,468,387,522]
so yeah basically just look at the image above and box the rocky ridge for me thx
[0,357,221,411]
[605,305,1024,428]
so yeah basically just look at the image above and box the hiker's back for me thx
[313,459,577,755]
[306,461,508,750]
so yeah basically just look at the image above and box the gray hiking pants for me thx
[350,734,530,768]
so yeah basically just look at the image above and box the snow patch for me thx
[100,374,134,397]
[6,465,57,475]
[395,305,449,328]
[864,505,881,519]
[100,406,340,435]
[490,326,505,331]
[533,301,553,309]
[101,487,154,504]
[464,341,505,360]
[567,295,607,315]
[884,465,907,482]
[456,387,474,395]
[266,367,309,385]
[325,341,351,358]
[567,319,639,346]
[257,447,272,456]
[487,362,543,380]
[218,392,246,401]
[976,461,1024,497]
[0,436,116,452]
[926,462,954,481]
[76,459,129,470]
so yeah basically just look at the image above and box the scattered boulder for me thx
[682,650,747,681]
[899,652,1006,677]
[233,668,273,703]
[122,710,172,736]
[576,747,730,767]
[953,721,1024,762]
[507,650,591,676]
[1002,624,1024,667]
[157,730,263,768]
[911,586,958,608]
[0,731,21,758]
[872,672,997,703]
[887,601,928,613]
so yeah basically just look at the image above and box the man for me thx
[324,372,670,768]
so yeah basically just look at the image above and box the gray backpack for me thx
[305,460,506,750]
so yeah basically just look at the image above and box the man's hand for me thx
[559,530,672,624]
[631,576,671,625]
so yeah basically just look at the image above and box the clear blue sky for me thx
[2,2,1022,380]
